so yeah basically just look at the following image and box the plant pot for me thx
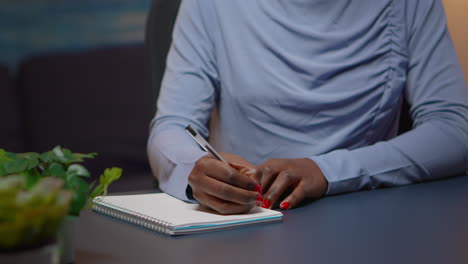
[59,215,79,264]
[0,240,60,264]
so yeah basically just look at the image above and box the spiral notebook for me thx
[92,193,283,235]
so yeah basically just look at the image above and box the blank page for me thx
[94,193,282,228]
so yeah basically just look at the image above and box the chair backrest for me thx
[145,0,182,113]
[17,44,152,177]
[0,65,24,152]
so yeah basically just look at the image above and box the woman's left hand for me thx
[256,158,328,210]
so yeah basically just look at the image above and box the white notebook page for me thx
[94,193,282,228]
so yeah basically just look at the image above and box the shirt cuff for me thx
[309,150,369,196]
[159,151,207,202]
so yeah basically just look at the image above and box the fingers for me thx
[278,178,325,210]
[189,156,262,214]
[229,162,257,178]
[229,162,262,194]
[256,158,327,210]
[262,170,299,209]
[259,166,273,191]
[193,192,256,215]
[221,152,255,168]
[278,182,306,210]
[195,173,259,205]
[257,159,286,193]
[198,157,258,191]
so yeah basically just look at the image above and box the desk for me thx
[76,175,468,264]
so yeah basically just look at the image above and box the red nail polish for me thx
[257,195,263,202]
[255,184,263,195]
[280,202,290,210]
[263,200,270,208]
[261,204,267,208]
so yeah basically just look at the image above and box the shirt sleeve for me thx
[147,0,217,201]
[311,0,468,195]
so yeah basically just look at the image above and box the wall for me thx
[0,0,151,70]
[443,0,468,83]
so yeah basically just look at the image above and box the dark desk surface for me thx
[76,175,468,264]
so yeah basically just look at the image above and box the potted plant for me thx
[0,175,72,264]
[0,146,122,263]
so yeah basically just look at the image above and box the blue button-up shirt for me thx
[148,0,468,201]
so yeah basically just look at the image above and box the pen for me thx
[185,125,229,165]
[185,125,264,201]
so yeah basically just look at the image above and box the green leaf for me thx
[0,149,9,162]
[0,164,6,176]
[99,167,122,186]
[89,185,104,201]
[87,167,122,208]
[17,152,40,171]
[40,146,90,165]
[40,151,54,164]
[43,163,67,179]
[24,169,42,189]
[52,146,68,163]
[16,152,40,161]
[68,176,88,196]
[0,151,40,176]
[98,168,122,196]
[0,151,15,175]
[86,184,104,209]
[67,164,90,178]
[70,152,97,163]
[4,158,29,175]
[69,191,87,216]
[88,179,97,192]
[67,177,89,216]
[65,171,78,186]
[0,147,120,217]
[0,149,17,165]
[41,146,97,165]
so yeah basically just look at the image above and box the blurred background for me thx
[0,0,155,191]
[443,0,468,79]
[0,0,150,70]
[0,0,466,192]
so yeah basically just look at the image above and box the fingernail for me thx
[255,184,263,195]
[256,195,263,205]
[244,168,256,176]
[262,200,271,208]
[280,202,290,210]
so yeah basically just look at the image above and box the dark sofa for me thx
[0,44,156,192]
[0,65,24,153]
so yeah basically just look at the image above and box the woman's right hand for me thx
[188,153,263,214]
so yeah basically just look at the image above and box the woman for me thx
[148,0,468,214]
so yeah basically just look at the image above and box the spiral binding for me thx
[92,198,173,235]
